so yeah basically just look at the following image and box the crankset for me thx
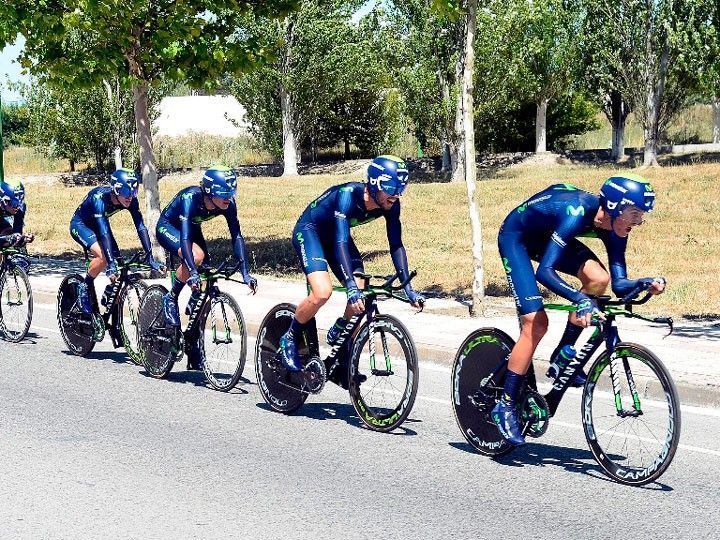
[271,354,326,395]
[520,390,550,438]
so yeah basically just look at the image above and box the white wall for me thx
[155,95,250,137]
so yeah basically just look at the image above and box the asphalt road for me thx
[1,303,719,539]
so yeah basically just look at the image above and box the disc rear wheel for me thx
[57,274,95,356]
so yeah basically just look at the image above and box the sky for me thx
[0,35,28,103]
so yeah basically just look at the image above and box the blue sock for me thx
[289,317,303,337]
[501,369,525,404]
[171,278,185,298]
[84,274,95,286]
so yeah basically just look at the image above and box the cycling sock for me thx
[501,369,525,404]
[171,278,185,298]
[549,321,584,365]
[289,317,304,338]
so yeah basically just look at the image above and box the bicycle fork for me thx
[366,302,393,377]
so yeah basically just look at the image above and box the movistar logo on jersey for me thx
[502,257,512,273]
[517,204,527,213]
[555,183,579,191]
[566,205,585,216]
[94,192,103,200]
[182,192,193,200]
[296,232,304,244]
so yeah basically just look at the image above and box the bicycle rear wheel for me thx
[349,314,418,432]
[57,274,95,356]
[583,343,681,486]
[451,327,515,457]
[118,280,148,365]
[254,303,307,413]
[0,264,33,342]
[138,284,177,379]
[198,292,247,391]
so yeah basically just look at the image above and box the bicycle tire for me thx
[451,327,516,457]
[254,303,307,413]
[138,284,176,379]
[348,314,419,432]
[118,280,148,365]
[57,274,95,356]
[583,342,681,486]
[199,291,247,391]
[0,264,33,342]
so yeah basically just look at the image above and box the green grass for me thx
[23,159,720,318]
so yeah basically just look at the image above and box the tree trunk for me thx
[460,0,484,313]
[609,90,629,161]
[280,84,299,177]
[440,73,451,172]
[69,159,76,172]
[114,147,123,170]
[713,97,720,144]
[642,21,670,167]
[344,139,351,160]
[132,79,163,261]
[535,98,549,153]
[450,49,465,183]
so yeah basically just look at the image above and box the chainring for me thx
[520,390,550,438]
[302,356,326,394]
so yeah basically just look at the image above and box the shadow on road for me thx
[255,400,419,435]
[138,368,252,394]
[61,348,133,365]
[448,440,673,491]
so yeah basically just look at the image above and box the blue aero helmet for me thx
[367,155,409,202]
[599,173,655,219]
[202,166,237,201]
[0,179,26,210]
[110,169,140,198]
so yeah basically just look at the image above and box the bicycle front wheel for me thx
[118,280,148,365]
[137,284,177,379]
[583,343,681,486]
[0,264,33,342]
[198,292,247,391]
[349,314,418,432]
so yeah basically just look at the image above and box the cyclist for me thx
[277,155,425,378]
[493,173,666,446]
[156,166,257,369]
[69,169,162,314]
[0,179,35,257]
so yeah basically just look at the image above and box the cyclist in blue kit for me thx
[0,179,34,253]
[492,173,667,446]
[69,169,162,313]
[156,166,257,369]
[277,155,425,373]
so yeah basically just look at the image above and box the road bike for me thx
[255,271,421,432]
[0,244,32,342]
[137,258,248,391]
[57,251,149,361]
[452,286,680,486]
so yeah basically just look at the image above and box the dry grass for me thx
[23,160,720,317]
[570,104,715,150]
[3,146,76,174]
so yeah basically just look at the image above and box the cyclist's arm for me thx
[332,188,358,286]
[128,198,152,255]
[603,232,648,296]
[224,202,251,278]
[536,220,587,303]
[179,195,199,275]
[0,234,16,248]
[386,203,412,294]
[12,204,26,233]
[92,195,117,267]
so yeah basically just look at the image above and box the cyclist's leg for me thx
[293,224,333,324]
[0,218,11,265]
[327,237,364,323]
[495,231,548,445]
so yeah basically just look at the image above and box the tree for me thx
[2,0,299,257]
[510,0,580,153]
[227,0,395,171]
[0,100,29,148]
[698,3,720,143]
[587,0,713,166]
